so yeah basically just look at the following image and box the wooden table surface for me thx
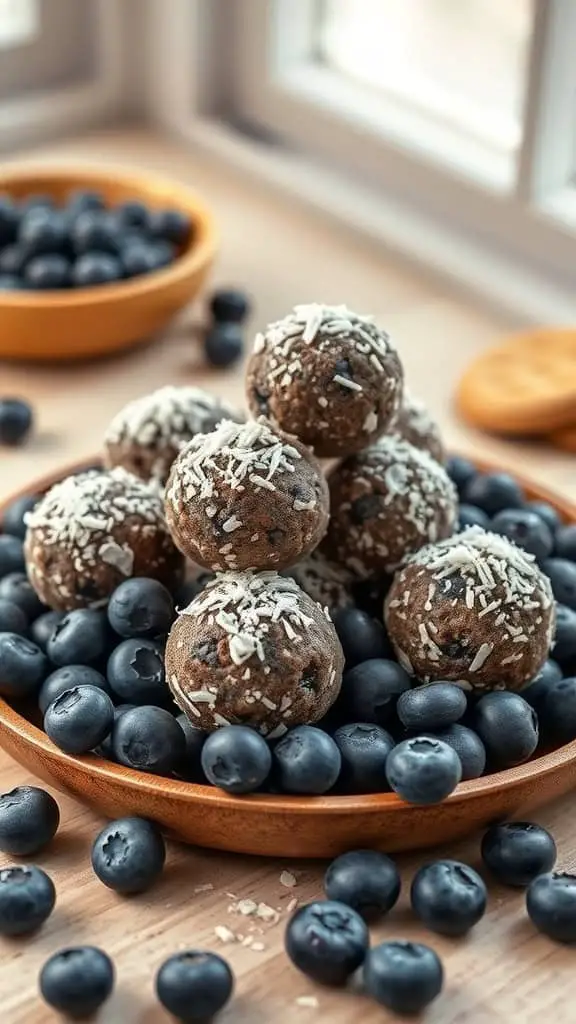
[0,130,574,1023]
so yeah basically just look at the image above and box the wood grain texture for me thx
[0,129,574,1022]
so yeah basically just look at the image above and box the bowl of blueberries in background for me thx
[0,164,217,361]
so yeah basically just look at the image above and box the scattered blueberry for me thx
[363,940,443,1015]
[0,244,28,276]
[39,665,111,716]
[111,705,186,775]
[445,455,477,495]
[386,736,462,804]
[149,208,191,245]
[537,676,576,744]
[29,610,65,652]
[2,493,38,538]
[209,287,250,324]
[107,577,174,639]
[107,638,169,706]
[553,605,576,668]
[20,211,68,256]
[44,685,115,754]
[554,524,576,563]
[340,658,410,726]
[0,600,27,635]
[0,865,55,935]
[542,558,576,610]
[397,682,467,732]
[481,822,557,887]
[72,251,123,287]
[0,632,48,697]
[201,725,272,794]
[333,722,394,793]
[91,816,165,894]
[0,399,33,447]
[156,951,234,1022]
[411,859,487,936]
[0,786,59,856]
[522,658,563,711]
[324,850,400,922]
[458,503,490,531]
[24,254,71,290]
[204,323,244,369]
[491,508,554,561]
[40,946,115,1018]
[472,691,539,767]
[0,572,44,619]
[273,725,341,795]
[285,900,368,986]
[0,535,25,579]
[175,713,206,780]
[333,608,392,667]
[463,472,524,515]
[527,500,562,533]
[526,872,576,943]
[423,724,486,780]
[47,608,110,667]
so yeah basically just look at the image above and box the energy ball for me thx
[164,418,330,572]
[391,392,445,464]
[25,468,184,611]
[286,551,354,612]
[103,385,244,485]
[385,526,555,691]
[165,572,344,735]
[246,303,403,457]
[323,436,458,578]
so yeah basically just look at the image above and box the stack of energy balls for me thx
[22,302,557,801]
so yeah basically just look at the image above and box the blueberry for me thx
[527,872,576,943]
[201,725,272,794]
[397,682,467,731]
[0,273,23,290]
[324,850,400,922]
[0,786,59,856]
[463,472,524,514]
[285,900,368,986]
[363,940,443,1014]
[47,608,110,667]
[472,691,539,767]
[522,658,563,711]
[204,323,244,369]
[481,822,556,887]
[39,665,111,716]
[333,723,394,793]
[0,399,33,446]
[458,503,490,531]
[91,816,165,894]
[0,600,28,635]
[385,737,462,804]
[115,199,150,229]
[492,508,554,561]
[175,713,206,780]
[553,605,576,667]
[25,254,71,289]
[538,676,576,744]
[273,725,341,795]
[0,572,44,619]
[111,705,186,774]
[0,194,19,246]
[340,659,411,727]
[555,524,576,562]
[108,577,174,639]
[156,951,234,1021]
[96,704,135,761]
[0,244,28,276]
[333,609,392,667]
[40,946,114,1018]
[0,632,47,697]
[67,188,105,214]
[410,859,487,936]
[44,685,115,754]
[151,239,176,268]
[107,637,169,706]
[543,558,576,610]
[29,610,66,652]
[209,287,250,324]
[72,251,122,287]
[149,208,191,245]
[445,455,477,495]
[423,724,486,780]
[19,194,54,218]
[527,500,562,533]
[20,211,68,255]
[71,211,121,255]
[0,865,55,935]
[121,242,164,278]
[2,493,38,538]
[0,536,24,579]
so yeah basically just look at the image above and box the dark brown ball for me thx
[391,392,445,463]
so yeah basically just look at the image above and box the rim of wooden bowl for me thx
[0,454,574,819]
[0,164,218,306]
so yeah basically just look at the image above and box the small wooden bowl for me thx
[0,165,217,361]
[0,459,574,859]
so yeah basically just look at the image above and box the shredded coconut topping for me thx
[105,385,242,451]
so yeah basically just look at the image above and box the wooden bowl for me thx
[0,165,217,361]
[0,459,574,859]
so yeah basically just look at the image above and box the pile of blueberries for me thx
[0,189,192,291]
[0,462,575,808]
